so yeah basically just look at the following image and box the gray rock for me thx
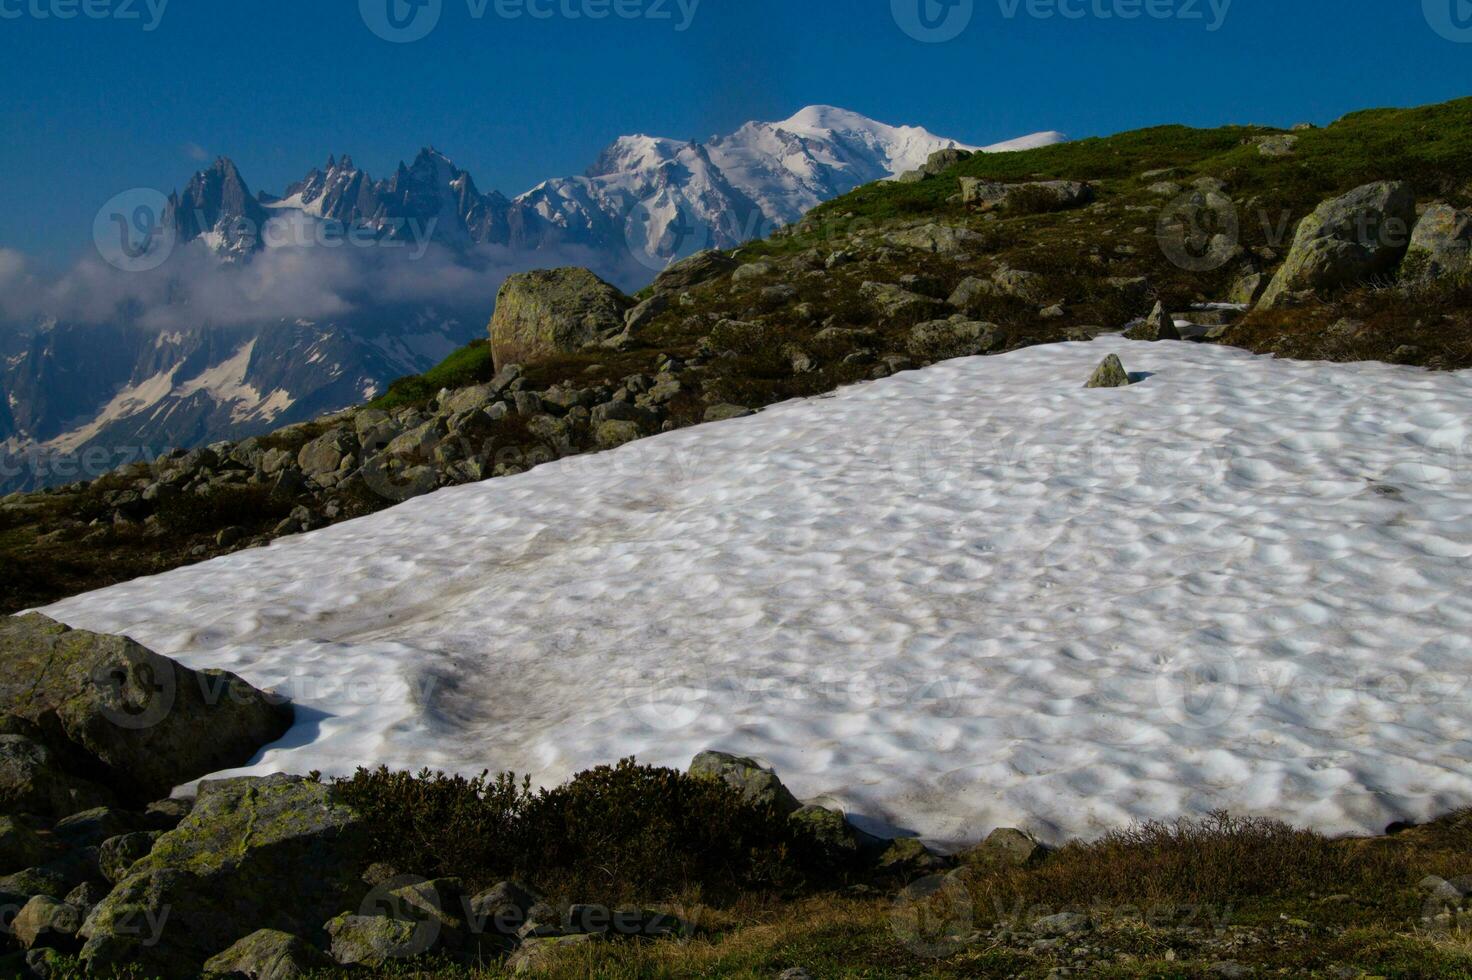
[1255,133,1299,157]
[98,832,160,884]
[789,805,858,854]
[875,838,951,877]
[1259,181,1416,308]
[0,615,292,807]
[1407,203,1472,280]
[689,751,799,815]
[12,895,83,950]
[1085,354,1132,389]
[703,404,754,423]
[595,420,645,449]
[506,933,598,974]
[384,420,446,459]
[961,828,1051,867]
[1228,272,1267,305]
[908,319,999,360]
[860,282,947,324]
[438,385,498,418]
[296,428,357,478]
[0,816,61,875]
[466,881,537,936]
[63,881,109,915]
[730,261,773,284]
[1032,912,1092,937]
[1123,302,1181,341]
[885,223,990,254]
[488,267,633,368]
[624,293,670,334]
[79,774,372,979]
[324,915,423,968]
[960,178,1093,211]
[202,929,333,980]
[652,250,737,293]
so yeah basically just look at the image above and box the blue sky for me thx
[2,0,1469,267]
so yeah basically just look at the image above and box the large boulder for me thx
[488,268,634,368]
[0,614,293,806]
[1258,181,1416,308]
[907,319,1000,360]
[885,223,990,254]
[652,250,737,294]
[1406,204,1472,280]
[79,774,372,979]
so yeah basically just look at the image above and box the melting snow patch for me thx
[39,338,1472,846]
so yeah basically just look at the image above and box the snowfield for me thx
[40,338,1472,847]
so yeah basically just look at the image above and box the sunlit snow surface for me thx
[41,338,1472,846]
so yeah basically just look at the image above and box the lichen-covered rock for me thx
[960,178,1093,211]
[875,837,952,878]
[1406,203,1472,280]
[202,929,333,980]
[506,933,598,974]
[960,828,1050,868]
[1123,302,1181,342]
[860,282,947,325]
[1228,272,1267,306]
[0,817,61,875]
[98,831,160,884]
[295,428,357,478]
[12,895,84,950]
[0,614,293,805]
[0,733,116,820]
[789,805,858,854]
[908,319,999,360]
[488,268,633,368]
[689,751,800,815]
[1084,354,1132,389]
[623,292,670,335]
[324,914,425,968]
[652,250,737,294]
[885,223,989,254]
[1259,181,1416,308]
[79,774,371,980]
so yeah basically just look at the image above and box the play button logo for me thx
[1425,0,1472,41]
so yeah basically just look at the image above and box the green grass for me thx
[370,340,497,412]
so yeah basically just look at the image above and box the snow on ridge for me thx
[40,338,1472,846]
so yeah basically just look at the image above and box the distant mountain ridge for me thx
[1,107,1064,492]
[168,106,1064,269]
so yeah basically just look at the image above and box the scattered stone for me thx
[1084,354,1132,389]
[1123,302,1181,341]
[689,751,800,815]
[731,261,774,284]
[908,319,999,360]
[962,828,1052,867]
[960,178,1093,211]
[325,914,424,968]
[1254,134,1299,157]
[860,282,947,323]
[623,292,670,334]
[652,250,737,293]
[886,223,989,254]
[875,838,951,877]
[789,805,858,854]
[202,929,334,980]
[12,895,83,950]
[703,404,754,423]
[1032,912,1092,937]
[506,933,598,974]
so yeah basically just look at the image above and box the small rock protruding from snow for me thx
[1085,353,1132,389]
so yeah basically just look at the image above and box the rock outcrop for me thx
[1407,204,1472,280]
[488,268,634,369]
[959,178,1093,211]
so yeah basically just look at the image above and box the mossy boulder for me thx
[0,817,62,875]
[1123,302,1181,341]
[0,614,293,806]
[959,828,1051,868]
[79,774,372,979]
[688,751,800,816]
[652,250,737,294]
[12,895,83,950]
[98,831,161,884]
[1406,203,1472,280]
[908,319,1000,360]
[488,267,633,369]
[324,914,425,968]
[0,732,116,821]
[1085,354,1132,389]
[1259,181,1416,308]
[202,928,333,979]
